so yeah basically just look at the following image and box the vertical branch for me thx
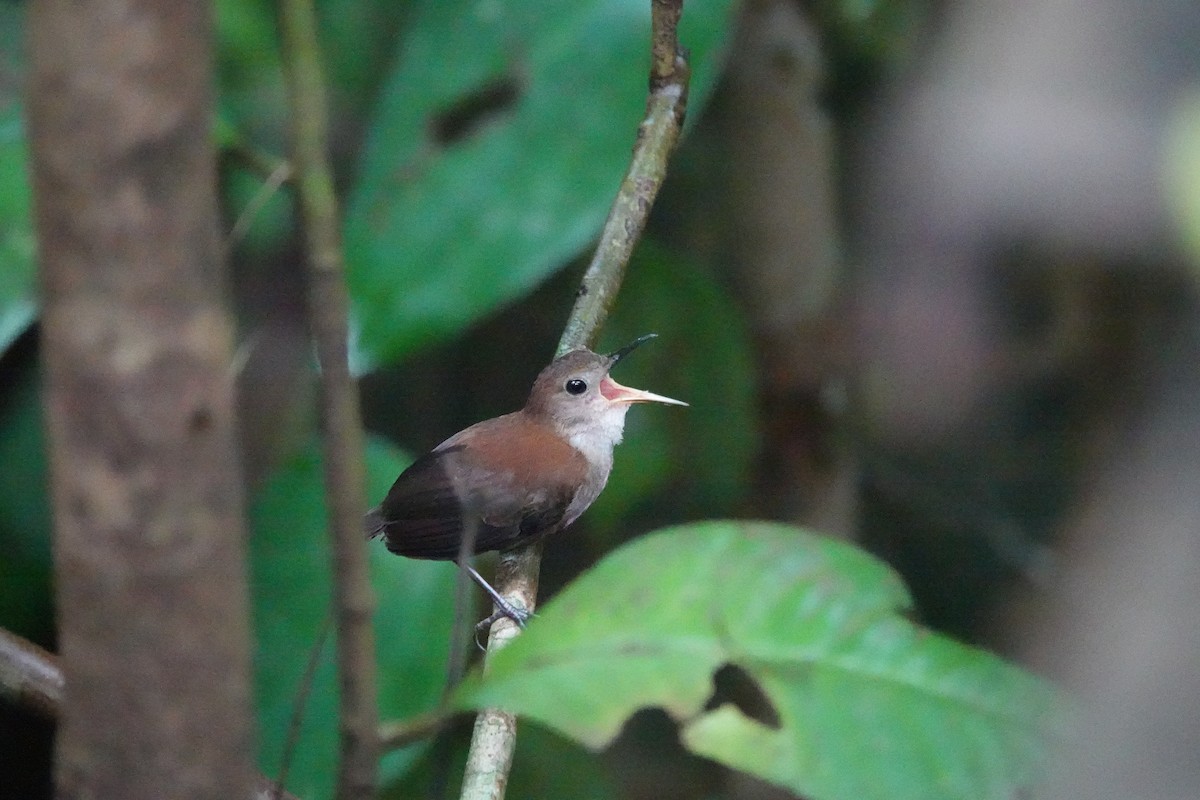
[556,0,690,355]
[276,0,379,797]
[459,3,690,798]
[28,1,256,798]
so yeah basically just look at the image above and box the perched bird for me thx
[364,334,686,626]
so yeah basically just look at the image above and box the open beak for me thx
[599,374,688,406]
[601,333,687,405]
[607,333,659,364]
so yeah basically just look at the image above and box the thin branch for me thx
[219,128,294,248]
[556,0,690,356]
[378,709,459,751]
[224,135,293,186]
[459,3,691,798]
[277,1,379,798]
[0,628,62,720]
[226,159,294,250]
[272,615,333,800]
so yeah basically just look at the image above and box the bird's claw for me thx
[473,604,535,649]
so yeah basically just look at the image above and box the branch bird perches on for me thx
[458,3,691,798]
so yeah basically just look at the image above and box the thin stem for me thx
[277,0,379,798]
[378,709,458,751]
[272,615,332,800]
[226,159,294,250]
[458,3,690,798]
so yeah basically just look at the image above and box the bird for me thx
[364,334,686,628]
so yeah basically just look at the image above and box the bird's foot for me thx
[477,601,530,632]
[460,562,535,647]
[473,603,534,649]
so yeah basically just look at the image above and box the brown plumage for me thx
[364,414,588,559]
[364,336,686,625]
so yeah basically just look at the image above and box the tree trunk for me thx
[27,1,256,798]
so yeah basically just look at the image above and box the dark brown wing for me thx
[365,415,589,560]
[365,444,471,560]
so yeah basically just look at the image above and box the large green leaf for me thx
[344,0,737,371]
[250,436,459,798]
[456,521,1063,800]
[0,4,36,355]
[215,0,410,257]
[216,0,413,140]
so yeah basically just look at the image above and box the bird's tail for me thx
[363,507,387,539]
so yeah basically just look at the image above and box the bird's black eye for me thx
[565,378,588,395]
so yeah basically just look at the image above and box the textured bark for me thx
[27,2,256,799]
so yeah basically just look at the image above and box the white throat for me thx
[558,403,630,527]
[560,403,630,470]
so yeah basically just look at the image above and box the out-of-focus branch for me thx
[458,3,691,798]
[277,0,379,798]
[226,159,294,250]
[378,709,459,751]
[0,628,62,720]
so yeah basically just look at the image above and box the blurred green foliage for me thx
[1166,91,1200,271]
[0,0,1071,798]
[250,436,457,799]
[590,240,758,533]
[341,0,737,370]
[811,0,928,110]
[0,4,35,354]
[0,355,51,642]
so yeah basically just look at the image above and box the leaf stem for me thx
[458,3,690,798]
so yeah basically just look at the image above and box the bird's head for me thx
[525,334,687,457]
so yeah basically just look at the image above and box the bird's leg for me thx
[461,563,529,631]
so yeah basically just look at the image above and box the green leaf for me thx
[214,0,284,141]
[0,4,36,355]
[316,0,414,124]
[456,521,1063,800]
[1165,91,1200,271]
[0,359,53,640]
[589,241,758,532]
[250,436,458,798]
[216,0,412,141]
[344,0,737,371]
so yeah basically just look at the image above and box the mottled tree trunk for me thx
[27,1,256,799]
